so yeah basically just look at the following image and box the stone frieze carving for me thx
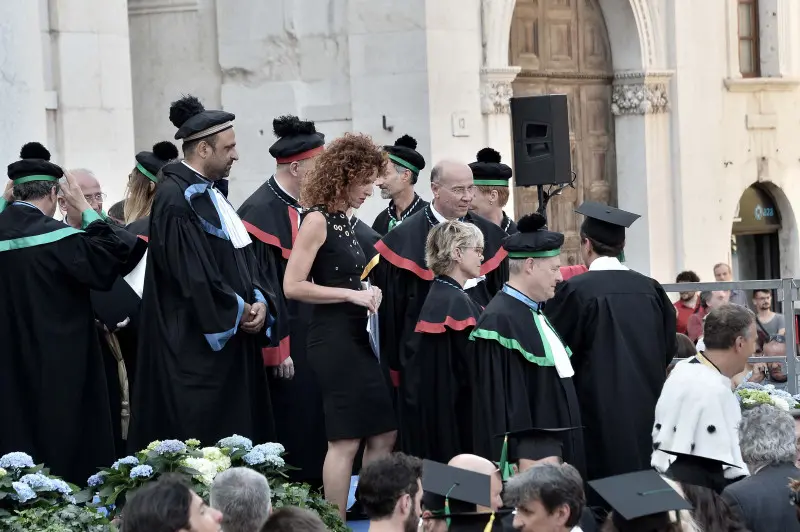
[611,82,669,115]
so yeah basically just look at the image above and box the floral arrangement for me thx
[0,451,111,531]
[736,382,799,411]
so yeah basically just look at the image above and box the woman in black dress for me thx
[284,133,396,518]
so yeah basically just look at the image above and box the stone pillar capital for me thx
[480,66,521,115]
[611,70,674,116]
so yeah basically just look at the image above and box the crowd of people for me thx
[1,92,798,531]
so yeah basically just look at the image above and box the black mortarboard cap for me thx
[575,201,640,248]
[7,142,64,183]
[422,460,493,515]
[470,148,512,186]
[385,135,426,180]
[169,95,235,142]
[269,115,325,163]
[589,470,692,532]
[502,213,564,259]
[135,141,179,183]
[660,450,734,494]
[500,427,581,462]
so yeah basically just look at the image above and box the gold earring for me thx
[489,200,494,206]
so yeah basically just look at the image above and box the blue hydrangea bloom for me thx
[130,465,154,479]
[87,473,105,487]
[49,478,72,495]
[154,440,187,455]
[19,473,54,492]
[0,452,35,469]
[217,435,253,451]
[112,456,140,470]
[252,443,285,456]
[242,450,267,465]
[263,454,286,468]
[12,481,36,503]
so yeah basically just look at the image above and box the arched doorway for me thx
[731,184,782,281]
[509,0,616,265]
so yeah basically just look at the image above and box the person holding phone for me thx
[284,133,397,519]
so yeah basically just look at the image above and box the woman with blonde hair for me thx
[124,141,179,234]
[284,133,396,519]
[400,220,485,461]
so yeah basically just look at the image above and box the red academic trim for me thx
[275,146,325,164]
[262,335,291,366]
[243,220,292,260]
[415,316,477,334]
[137,235,149,243]
[288,207,299,246]
[374,240,434,280]
[480,247,508,276]
[390,369,400,388]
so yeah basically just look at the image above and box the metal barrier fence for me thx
[660,279,799,395]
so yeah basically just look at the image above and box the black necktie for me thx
[213,179,229,198]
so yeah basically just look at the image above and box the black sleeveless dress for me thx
[305,207,397,441]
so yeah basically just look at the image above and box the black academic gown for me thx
[501,213,517,235]
[468,291,585,478]
[400,276,483,461]
[351,215,381,268]
[237,177,326,483]
[543,268,676,491]
[372,205,509,388]
[0,202,140,484]
[128,163,279,451]
[371,194,428,236]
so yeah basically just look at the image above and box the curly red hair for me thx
[300,133,388,211]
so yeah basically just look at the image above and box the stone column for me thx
[0,1,47,169]
[611,71,674,280]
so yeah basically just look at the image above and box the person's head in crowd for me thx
[299,133,387,212]
[505,213,564,302]
[107,200,126,225]
[738,404,796,473]
[448,454,504,512]
[59,168,104,226]
[697,290,729,312]
[576,201,640,266]
[752,288,774,313]
[503,463,585,532]
[676,270,700,304]
[126,141,179,223]
[468,148,512,223]
[358,452,424,532]
[702,303,757,378]
[259,507,327,532]
[7,142,63,217]
[430,160,475,219]
[421,459,501,532]
[209,467,271,532]
[675,333,696,360]
[377,135,425,200]
[500,427,580,476]
[169,94,238,181]
[425,220,484,286]
[713,263,733,282]
[120,474,223,532]
[270,115,325,199]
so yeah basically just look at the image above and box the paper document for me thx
[123,250,147,298]
[362,280,380,360]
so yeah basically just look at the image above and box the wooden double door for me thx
[510,0,616,265]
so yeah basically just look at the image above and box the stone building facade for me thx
[3,0,800,283]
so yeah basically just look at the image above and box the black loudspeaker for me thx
[510,94,572,186]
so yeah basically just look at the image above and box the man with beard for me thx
[674,270,700,335]
[372,135,428,235]
[237,115,327,484]
[544,201,676,513]
[358,452,424,532]
[373,159,508,391]
[128,94,280,450]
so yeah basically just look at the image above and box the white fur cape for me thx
[650,361,749,480]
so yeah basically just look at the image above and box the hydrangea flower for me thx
[263,454,286,468]
[181,457,218,486]
[252,443,285,457]
[19,473,55,491]
[154,440,187,455]
[146,440,162,451]
[112,456,140,470]
[50,478,73,496]
[87,473,105,487]
[242,449,267,466]
[0,452,35,469]
[0,467,6,478]
[12,481,36,503]
[186,439,201,448]
[130,465,154,479]
[201,447,232,473]
[217,435,253,451]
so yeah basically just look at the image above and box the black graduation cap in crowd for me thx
[502,213,564,259]
[135,141,179,183]
[589,470,692,532]
[169,94,235,142]
[470,148,512,186]
[575,201,640,248]
[422,460,502,532]
[7,142,64,184]
[660,450,735,495]
[504,426,582,463]
[269,115,325,163]
[385,135,426,183]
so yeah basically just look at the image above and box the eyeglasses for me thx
[442,185,476,197]
[84,193,106,203]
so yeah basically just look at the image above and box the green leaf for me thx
[107,485,126,506]
[72,489,94,505]
[98,484,116,498]
[178,466,203,477]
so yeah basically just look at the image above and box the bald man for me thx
[372,160,510,454]
[59,168,105,226]
[448,454,504,512]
